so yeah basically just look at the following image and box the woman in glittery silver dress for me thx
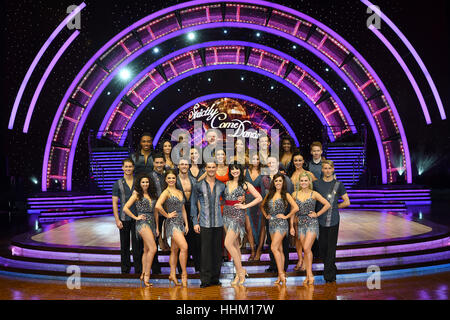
[224,163,262,285]
[261,173,299,285]
[290,172,330,285]
[123,173,159,287]
[155,170,189,287]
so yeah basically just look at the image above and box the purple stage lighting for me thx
[8,2,86,131]
[23,31,81,133]
[362,0,446,121]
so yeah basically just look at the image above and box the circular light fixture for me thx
[119,68,131,80]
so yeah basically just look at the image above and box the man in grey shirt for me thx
[191,162,226,288]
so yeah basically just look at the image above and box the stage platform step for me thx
[1,214,448,284]
[26,187,431,220]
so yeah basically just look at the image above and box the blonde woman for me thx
[289,152,317,271]
[290,172,330,285]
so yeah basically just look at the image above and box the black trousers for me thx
[200,226,223,284]
[119,220,142,273]
[265,220,289,271]
[151,216,164,273]
[319,223,340,282]
[185,202,201,272]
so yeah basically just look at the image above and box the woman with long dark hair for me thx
[245,153,265,261]
[159,139,176,170]
[189,146,205,181]
[155,169,189,287]
[123,173,159,287]
[260,173,299,285]
[223,163,262,285]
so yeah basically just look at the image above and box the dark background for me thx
[1,0,449,207]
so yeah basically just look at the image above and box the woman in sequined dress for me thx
[123,173,159,287]
[260,173,299,285]
[290,172,330,285]
[223,163,262,285]
[155,170,190,287]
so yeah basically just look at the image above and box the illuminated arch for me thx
[42,0,412,191]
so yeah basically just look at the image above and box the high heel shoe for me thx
[143,273,152,287]
[280,272,287,285]
[238,268,249,285]
[294,260,305,271]
[231,273,240,285]
[169,273,181,286]
[307,276,315,285]
[140,272,144,287]
[254,249,261,261]
[274,273,282,285]
[181,273,188,287]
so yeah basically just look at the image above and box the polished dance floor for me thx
[0,209,449,300]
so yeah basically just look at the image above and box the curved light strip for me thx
[368,25,430,124]
[23,31,81,133]
[118,64,325,147]
[43,0,412,190]
[99,40,356,141]
[8,2,86,130]
[362,0,446,121]
[153,93,300,148]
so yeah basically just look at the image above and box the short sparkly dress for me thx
[268,198,289,236]
[164,193,186,240]
[223,184,246,243]
[135,197,157,238]
[295,192,319,239]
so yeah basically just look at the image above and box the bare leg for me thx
[301,232,317,282]
[139,227,157,286]
[172,230,188,276]
[270,232,285,281]
[225,229,243,273]
[245,215,256,260]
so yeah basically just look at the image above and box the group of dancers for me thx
[112,132,350,288]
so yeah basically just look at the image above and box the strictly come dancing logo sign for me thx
[159,97,289,167]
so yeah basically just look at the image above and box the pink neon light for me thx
[132,90,144,103]
[359,79,373,91]
[236,6,240,21]
[257,51,264,67]
[277,60,285,76]
[146,26,156,39]
[120,42,131,55]
[296,71,306,86]
[78,87,92,97]
[63,116,79,124]
[206,7,211,22]
[292,21,300,36]
[168,61,178,76]
[372,106,389,117]
[325,108,339,117]
[317,34,328,50]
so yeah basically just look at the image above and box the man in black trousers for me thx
[112,158,142,274]
[313,160,350,284]
[190,162,226,288]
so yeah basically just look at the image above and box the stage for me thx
[1,210,449,286]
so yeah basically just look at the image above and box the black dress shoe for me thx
[210,281,222,286]
[122,269,131,274]
[265,267,276,273]
[200,283,211,288]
